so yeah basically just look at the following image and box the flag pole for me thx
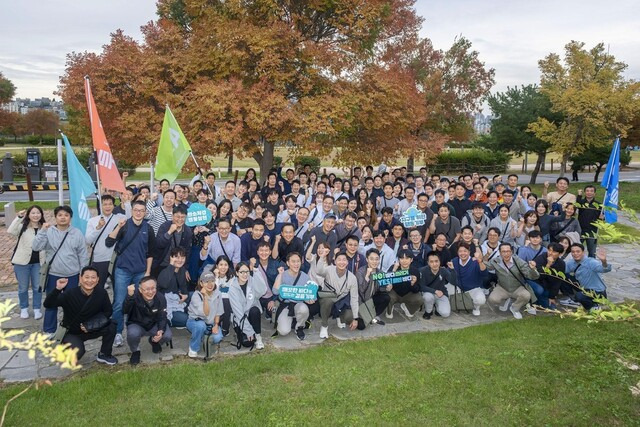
[189,151,213,198]
[56,134,64,206]
[150,160,155,194]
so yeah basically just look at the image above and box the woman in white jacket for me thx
[9,206,46,319]
[228,261,268,349]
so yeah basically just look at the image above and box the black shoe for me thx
[371,317,385,326]
[129,351,141,365]
[96,353,118,365]
[423,310,432,320]
[296,327,305,341]
[304,319,312,330]
[149,337,162,354]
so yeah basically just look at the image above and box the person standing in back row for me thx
[105,200,156,348]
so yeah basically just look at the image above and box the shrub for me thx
[294,156,321,171]
[429,149,510,174]
[621,149,631,167]
[272,156,283,168]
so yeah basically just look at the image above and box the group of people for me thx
[8,164,612,366]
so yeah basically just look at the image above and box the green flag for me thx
[155,106,192,182]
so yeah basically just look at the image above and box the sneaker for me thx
[129,351,141,365]
[483,288,491,296]
[188,349,199,358]
[296,327,305,341]
[548,303,558,310]
[336,318,346,329]
[525,304,537,315]
[422,310,432,320]
[114,333,124,347]
[20,308,29,319]
[304,319,312,330]
[510,306,523,320]
[499,298,512,312]
[385,307,394,319]
[372,316,386,325]
[319,326,329,339]
[96,353,118,365]
[559,298,580,308]
[148,337,163,354]
[255,334,264,350]
[33,309,42,320]
[472,307,480,316]
[590,304,602,312]
[174,326,187,330]
[400,303,414,318]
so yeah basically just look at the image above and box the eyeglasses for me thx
[237,270,250,274]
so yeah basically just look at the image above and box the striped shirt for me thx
[145,200,173,236]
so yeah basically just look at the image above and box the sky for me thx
[1,0,639,114]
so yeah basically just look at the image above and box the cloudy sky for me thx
[2,0,639,113]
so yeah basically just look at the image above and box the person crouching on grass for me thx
[123,276,172,365]
[43,266,117,365]
[186,271,224,358]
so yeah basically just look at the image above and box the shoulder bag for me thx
[38,231,70,292]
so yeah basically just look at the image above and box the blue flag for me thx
[601,137,620,224]
[63,133,97,234]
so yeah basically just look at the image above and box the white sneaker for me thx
[525,304,537,315]
[483,288,491,296]
[33,309,42,320]
[188,349,198,358]
[20,308,29,319]
[385,307,394,319]
[499,298,512,312]
[472,307,480,316]
[400,303,414,318]
[255,334,264,350]
[319,326,329,339]
[510,306,523,320]
[114,333,124,347]
[336,318,346,329]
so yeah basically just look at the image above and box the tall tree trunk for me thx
[559,153,569,177]
[252,137,275,185]
[540,151,546,171]
[406,156,415,173]
[227,147,233,174]
[529,151,545,185]
[593,164,604,183]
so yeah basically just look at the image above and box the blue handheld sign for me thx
[186,203,213,226]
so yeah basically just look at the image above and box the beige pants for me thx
[488,285,530,311]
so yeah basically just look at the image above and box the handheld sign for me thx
[400,205,427,228]
[279,281,319,301]
[186,203,212,226]
[371,270,412,287]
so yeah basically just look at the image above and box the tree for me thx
[0,111,21,142]
[20,110,59,143]
[570,143,632,182]
[0,72,16,104]
[528,41,640,176]
[484,85,561,184]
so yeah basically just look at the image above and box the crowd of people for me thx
[8,164,613,366]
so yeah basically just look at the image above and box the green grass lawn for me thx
[1,317,639,426]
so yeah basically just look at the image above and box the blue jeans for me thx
[44,274,79,333]
[112,267,145,334]
[169,310,188,328]
[575,290,606,310]
[526,279,549,308]
[186,318,223,352]
[14,264,41,309]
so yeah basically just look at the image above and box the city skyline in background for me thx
[1,0,639,115]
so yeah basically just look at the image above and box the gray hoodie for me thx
[32,225,89,277]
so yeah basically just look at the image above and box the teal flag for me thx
[63,133,97,234]
[155,106,192,183]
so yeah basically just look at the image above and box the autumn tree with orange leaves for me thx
[59,0,493,181]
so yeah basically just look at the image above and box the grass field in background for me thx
[0,317,638,425]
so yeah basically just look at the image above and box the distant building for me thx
[1,97,67,120]
[473,112,492,135]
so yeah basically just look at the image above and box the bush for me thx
[272,156,283,168]
[621,149,631,167]
[429,149,510,174]
[294,156,321,171]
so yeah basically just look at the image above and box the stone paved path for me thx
[0,216,638,383]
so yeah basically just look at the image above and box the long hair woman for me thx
[8,205,46,319]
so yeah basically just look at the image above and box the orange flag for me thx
[84,77,126,193]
